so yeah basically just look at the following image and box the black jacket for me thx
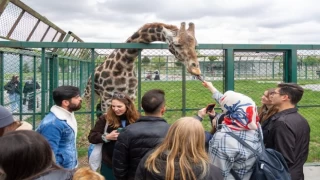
[113,116,170,180]
[135,152,223,180]
[4,81,20,94]
[263,108,310,180]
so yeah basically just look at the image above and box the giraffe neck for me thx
[106,23,178,66]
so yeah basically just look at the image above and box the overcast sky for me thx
[21,0,320,44]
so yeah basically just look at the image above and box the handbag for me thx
[88,120,108,171]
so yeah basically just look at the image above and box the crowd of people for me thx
[0,80,310,180]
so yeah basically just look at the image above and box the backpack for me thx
[227,128,291,180]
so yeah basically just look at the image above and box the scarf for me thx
[219,91,259,131]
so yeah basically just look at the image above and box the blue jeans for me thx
[8,93,20,112]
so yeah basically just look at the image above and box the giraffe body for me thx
[84,22,201,111]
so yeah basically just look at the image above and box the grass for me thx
[24,79,320,163]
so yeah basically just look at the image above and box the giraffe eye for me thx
[192,63,197,67]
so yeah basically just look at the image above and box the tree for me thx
[303,56,320,65]
[151,57,166,69]
[208,56,218,61]
[142,56,151,65]
[23,63,30,73]
[174,61,183,66]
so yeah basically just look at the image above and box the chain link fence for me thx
[1,44,320,163]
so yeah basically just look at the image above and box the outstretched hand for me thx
[202,81,217,93]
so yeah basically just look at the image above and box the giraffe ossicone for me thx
[84,22,201,112]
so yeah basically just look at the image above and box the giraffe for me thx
[84,22,201,112]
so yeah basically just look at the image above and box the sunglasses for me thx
[112,92,126,99]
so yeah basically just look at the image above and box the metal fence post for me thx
[41,48,46,118]
[90,48,95,128]
[0,51,3,105]
[19,54,23,120]
[182,65,186,116]
[224,49,234,91]
[137,50,142,113]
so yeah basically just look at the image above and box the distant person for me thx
[267,83,310,180]
[73,167,105,180]
[4,75,21,112]
[88,92,139,180]
[0,130,73,180]
[154,70,160,80]
[258,88,278,139]
[113,89,170,180]
[0,105,32,137]
[23,77,40,111]
[135,117,223,180]
[36,86,82,169]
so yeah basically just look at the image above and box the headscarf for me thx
[219,91,259,131]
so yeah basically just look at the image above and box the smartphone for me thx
[206,103,216,113]
[117,128,124,133]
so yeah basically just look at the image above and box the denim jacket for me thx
[36,105,78,169]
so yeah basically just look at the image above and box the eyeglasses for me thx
[112,92,126,99]
[270,92,280,96]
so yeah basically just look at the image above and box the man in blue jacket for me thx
[36,86,82,169]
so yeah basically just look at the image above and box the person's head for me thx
[0,106,21,137]
[72,167,105,180]
[145,117,209,180]
[141,89,166,116]
[106,92,139,128]
[270,83,304,106]
[219,91,259,130]
[261,88,275,106]
[11,75,19,82]
[0,130,59,180]
[53,86,82,112]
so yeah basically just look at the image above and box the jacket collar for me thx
[50,105,77,137]
[136,116,167,123]
[270,108,297,121]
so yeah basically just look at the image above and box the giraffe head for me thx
[163,22,201,76]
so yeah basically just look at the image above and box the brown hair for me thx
[73,167,105,180]
[0,121,22,137]
[258,88,278,124]
[106,92,139,128]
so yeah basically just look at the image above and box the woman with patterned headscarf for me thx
[202,81,262,180]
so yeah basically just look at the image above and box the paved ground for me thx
[304,164,320,180]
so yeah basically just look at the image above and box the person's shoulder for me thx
[207,164,223,180]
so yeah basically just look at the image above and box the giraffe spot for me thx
[109,53,115,59]
[116,53,121,61]
[114,77,126,86]
[128,89,134,94]
[149,29,155,33]
[115,63,124,72]
[156,27,162,32]
[127,49,137,54]
[105,61,110,69]
[101,71,110,78]
[103,78,113,85]
[97,65,103,72]
[131,32,140,40]
[141,28,148,33]
[120,49,126,54]
[141,34,148,41]
[109,61,115,69]
[94,73,100,82]
[113,71,122,76]
[151,35,157,41]
[156,33,161,39]
[106,87,114,92]
[161,34,166,41]
[129,78,138,88]
[117,88,126,92]
[99,78,103,84]
[123,55,134,64]
[126,66,133,71]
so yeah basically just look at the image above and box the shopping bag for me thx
[88,143,103,171]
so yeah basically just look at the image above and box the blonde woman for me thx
[135,117,223,180]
